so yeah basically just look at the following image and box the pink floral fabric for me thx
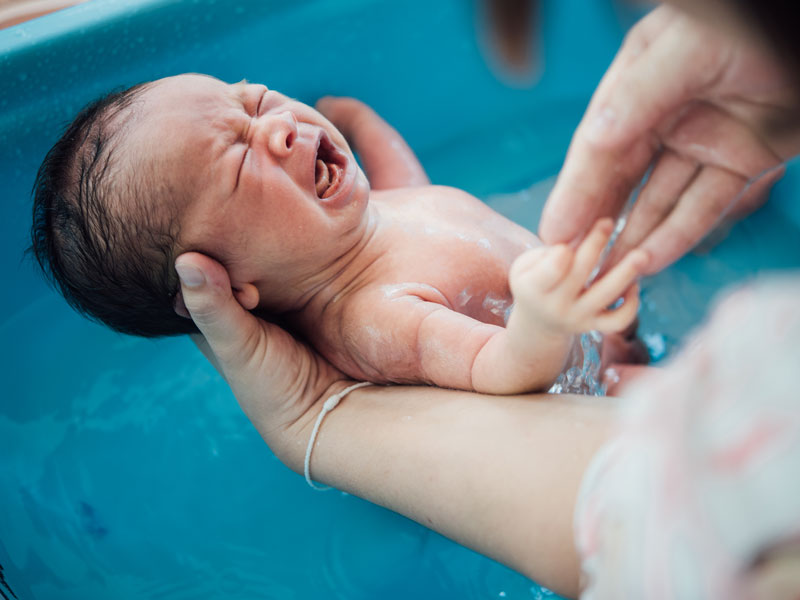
[575,276,800,599]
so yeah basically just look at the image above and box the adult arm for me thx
[539,5,800,274]
[316,96,430,189]
[175,252,615,598]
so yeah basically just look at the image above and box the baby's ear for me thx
[232,282,260,310]
[173,290,191,318]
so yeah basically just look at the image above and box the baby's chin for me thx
[356,165,370,195]
[344,165,371,210]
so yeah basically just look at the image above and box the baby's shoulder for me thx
[373,184,479,204]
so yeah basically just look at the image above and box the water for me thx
[3,1,800,599]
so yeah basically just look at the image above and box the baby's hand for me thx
[315,96,374,135]
[315,96,430,189]
[509,219,648,335]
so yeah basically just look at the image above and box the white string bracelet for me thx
[304,381,372,490]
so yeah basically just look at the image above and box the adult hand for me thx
[539,5,799,274]
[174,251,350,468]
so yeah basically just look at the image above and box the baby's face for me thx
[125,74,370,300]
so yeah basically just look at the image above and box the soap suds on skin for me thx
[456,288,474,308]
[483,293,512,325]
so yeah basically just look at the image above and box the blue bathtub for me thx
[2,1,800,598]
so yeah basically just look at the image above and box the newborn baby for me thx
[32,74,647,394]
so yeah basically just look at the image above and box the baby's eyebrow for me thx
[230,79,253,104]
[232,79,250,92]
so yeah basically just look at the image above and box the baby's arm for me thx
[316,96,430,189]
[339,221,646,394]
[415,220,646,393]
[340,292,571,394]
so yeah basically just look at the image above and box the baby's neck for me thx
[259,205,384,314]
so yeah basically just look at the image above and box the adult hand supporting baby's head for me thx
[538,5,794,275]
[174,252,348,467]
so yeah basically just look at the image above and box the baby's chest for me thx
[373,186,540,324]
[378,238,521,326]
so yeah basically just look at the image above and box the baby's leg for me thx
[603,364,654,396]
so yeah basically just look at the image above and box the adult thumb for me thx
[175,252,263,370]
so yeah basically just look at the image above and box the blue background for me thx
[2,1,799,599]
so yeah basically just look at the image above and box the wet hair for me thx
[30,82,199,337]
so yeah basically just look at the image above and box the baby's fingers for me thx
[577,248,648,313]
[590,284,641,333]
[510,244,574,295]
[564,218,615,294]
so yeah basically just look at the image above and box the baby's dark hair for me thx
[30,82,199,337]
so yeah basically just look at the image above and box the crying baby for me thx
[32,74,648,394]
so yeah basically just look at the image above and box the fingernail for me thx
[587,107,616,142]
[175,263,205,288]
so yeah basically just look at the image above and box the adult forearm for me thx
[278,384,615,599]
[174,253,611,598]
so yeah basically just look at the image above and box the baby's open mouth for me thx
[315,135,344,199]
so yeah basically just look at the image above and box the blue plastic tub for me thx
[2,1,799,598]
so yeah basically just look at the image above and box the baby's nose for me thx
[262,111,297,158]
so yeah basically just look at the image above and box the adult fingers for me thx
[538,9,676,245]
[667,105,786,224]
[637,167,745,274]
[175,252,266,373]
[580,13,729,151]
[662,102,783,179]
[578,6,679,133]
[540,127,656,246]
[725,165,783,219]
[540,9,728,245]
[190,332,223,376]
[605,6,678,72]
[604,149,698,269]
[604,104,785,271]
[613,164,780,276]
[176,251,334,429]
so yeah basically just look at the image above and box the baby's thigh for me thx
[601,331,649,368]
